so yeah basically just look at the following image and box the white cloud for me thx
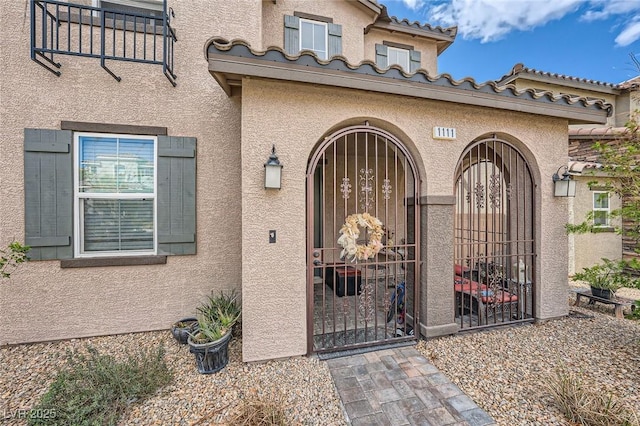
[581,0,640,22]
[427,0,640,46]
[401,0,424,10]
[615,19,640,47]
[427,0,582,42]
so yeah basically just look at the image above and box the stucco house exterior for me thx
[1,0,611,362]
[497,66,639,274]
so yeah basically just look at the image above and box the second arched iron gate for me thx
[454,136,536,329]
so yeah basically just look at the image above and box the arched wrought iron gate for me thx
[454,136,536,329]
[306,125,420,354]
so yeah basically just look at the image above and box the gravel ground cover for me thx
[2,287,638,426]
[0,331,346,426]
[416,288,640,426]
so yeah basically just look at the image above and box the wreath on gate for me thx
[337,213,384,262]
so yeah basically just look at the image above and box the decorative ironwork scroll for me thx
[359,168,374,211]
[474,182,485,209]
[489,174,502,208]
[341,177,352,199]
[382,178,392,201]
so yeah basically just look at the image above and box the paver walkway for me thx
[326,345,496,426]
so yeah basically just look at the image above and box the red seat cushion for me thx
[454,276,487,293]
[454,264,469,276]
[480,291,518,303]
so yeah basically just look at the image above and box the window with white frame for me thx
[300,18,328,59]
[593,191,610,227]
[75,133,156,256]
[95,0,163,14]
[93,0,164,24]
[387,46,410,70]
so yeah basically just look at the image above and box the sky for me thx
[381,0,640,85]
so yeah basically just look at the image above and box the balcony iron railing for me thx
[30,0,177,86]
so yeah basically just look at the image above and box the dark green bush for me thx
[29,345,172,426]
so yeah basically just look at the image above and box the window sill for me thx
[591,227,615,233]
[61,255,167,268]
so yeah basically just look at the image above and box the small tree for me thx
[0,241,30,279]
[566,114,640,286]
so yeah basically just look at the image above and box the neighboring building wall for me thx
[239,77,570,361]
[0,0,260,345]
[568,176,622,275]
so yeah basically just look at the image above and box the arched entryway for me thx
[306,124,420,354]
[454,135,536,329]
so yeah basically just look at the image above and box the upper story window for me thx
[387,46,410,70]
[593,191,610,227]
[375,42,421,73]
[284,13,342,59]
[95,0,163,15]
[300,19,328,59]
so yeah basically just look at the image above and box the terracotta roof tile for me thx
[567,160,603,174]
[569,126,630,138]
[619,75,640,90]
[497,63,620,91]
[206,38,613,121]
[374,5,457,38]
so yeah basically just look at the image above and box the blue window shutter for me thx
[410,49,421,73]
[327,23,342,57]
[157,136,196,255]
[375,44,388,68]
[24,128,73,260]
[284,15,300,55]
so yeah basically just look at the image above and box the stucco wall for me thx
[569,176,622,275]
[0,1,260,345]
[240,77,571,362]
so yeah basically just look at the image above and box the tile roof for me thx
[373,5,457,38]
[497,63,621,93]
[365,5,457,53]
[206,38,612,124]
[567,160,603,174]
[619,75,640,90]
[569,126,630,139]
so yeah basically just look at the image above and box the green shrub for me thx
[572,258,640,292]
[197,289,241,325]
[29,345,172,426]
[190,289,242,343]
[1,241,29,278]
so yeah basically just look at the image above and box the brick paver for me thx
[326,347,496,426]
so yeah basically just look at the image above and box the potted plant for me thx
[572,258,639,300]
[170,317,198,345]
[187,290,241,374]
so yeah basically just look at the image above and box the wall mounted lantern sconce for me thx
[264,144,283,189]
[552,165,576,197]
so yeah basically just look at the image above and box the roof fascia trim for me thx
[357,0,381,14]
[207,54,609,124]
[500,73,620,95]
[368,21,454,41]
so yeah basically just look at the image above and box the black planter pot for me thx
[187,331,233,374]
[171,317,198,345]
[590,286,613,300]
